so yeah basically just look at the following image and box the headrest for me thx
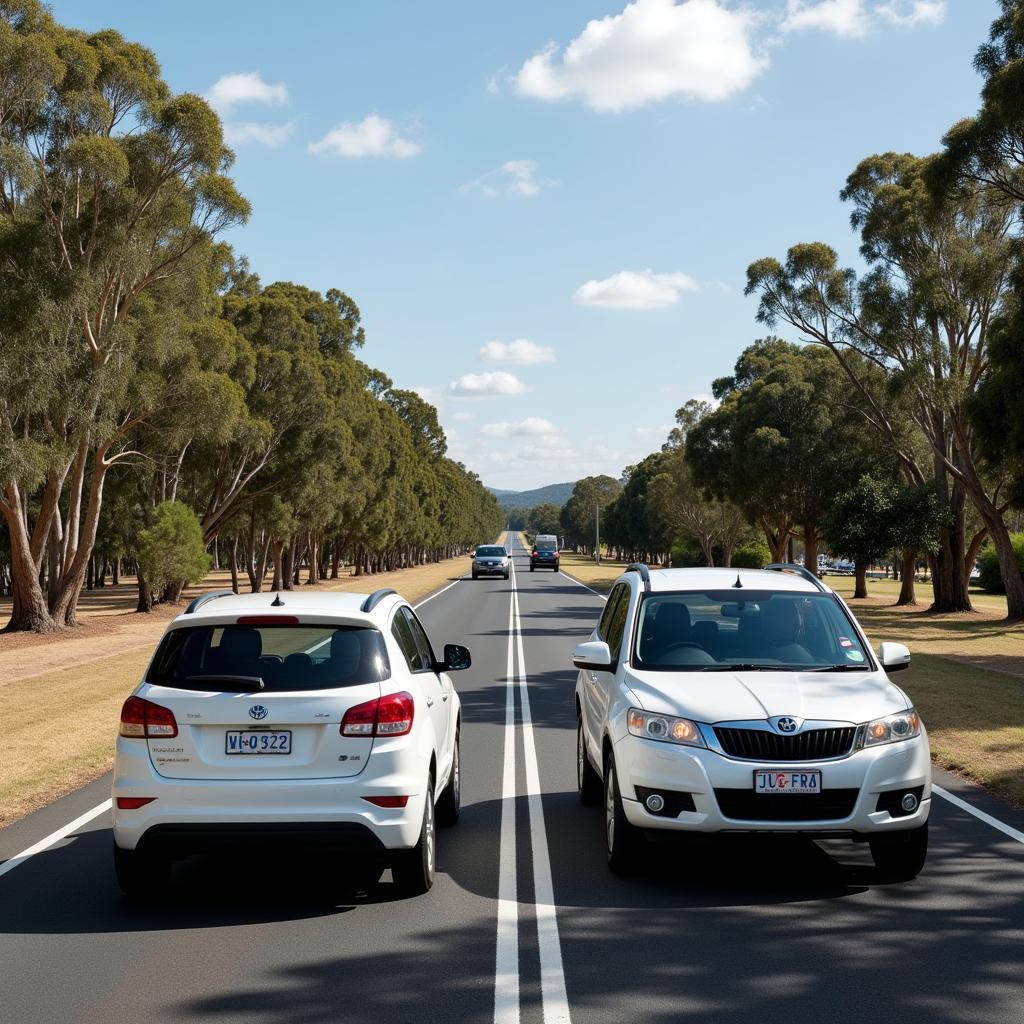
[762,601,801,644]
[653,603,691,639]
[218,626,262,661]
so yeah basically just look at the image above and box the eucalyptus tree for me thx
[561,475,621,555]
[746,152,1020,615]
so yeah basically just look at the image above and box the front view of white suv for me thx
[575,564,930,881]
[112,587,466,898]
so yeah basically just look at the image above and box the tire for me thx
[436,732,461,827]
[113,842,171,898]
[869,822,928,881]
[503,573,509,580]
[472,572,478,580]
[577,718,602,806]
[530,564,535,572]
[392,774,436,897]
[604,755,642,875]
[553,562,560,572]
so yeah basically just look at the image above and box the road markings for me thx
[414,575,465,610]
[0,799,111,881]
[934,785,1024,845]
[512,557,572,1024]
[558,571,607,600]
[494,567,520,1024]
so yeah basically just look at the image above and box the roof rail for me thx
[626,562,651,593]
[184,589,236,614]
[764,562,827,593]
[361,588,397,613]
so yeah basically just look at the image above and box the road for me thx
[2,536,1024,1023]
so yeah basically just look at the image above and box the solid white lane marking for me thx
[934,785,1024,845]
[512,557,573,1024]
[558,571,607,601]
[414,575,466,609]
[0,799,111,881]
[494,550,520,1024]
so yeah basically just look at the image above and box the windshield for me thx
[147,624,391,691]
[535,538,558,551]
[476,546,506,557]
[632,591,871,672]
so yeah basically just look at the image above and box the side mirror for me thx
[879,641,911,672]
[442,643,472,671]
[573,640,614,672]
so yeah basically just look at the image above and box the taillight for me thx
[116,797,157,810]
[362,795,410,808]
[119,695,178,738]
[341,691,415,737]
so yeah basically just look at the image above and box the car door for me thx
[393,606,452,768]
[583,583,627,755]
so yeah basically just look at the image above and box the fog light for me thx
[645,793,665,813]
[900,792,919,813]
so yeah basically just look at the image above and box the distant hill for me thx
[487,482,575,510]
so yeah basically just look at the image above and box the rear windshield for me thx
[476,546,506,557]
[632,591,871,672]
[535,538,558,550]
[147,624,391,692]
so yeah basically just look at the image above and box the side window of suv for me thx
[391,609,430,673]
[598,584,627,641]
[401,607,437,672]
[606,587,631,661]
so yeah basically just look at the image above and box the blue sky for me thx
[54,0,999,489]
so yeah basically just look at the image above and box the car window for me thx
[401,607,437,671]
[632,590,871,672]
[535,538,558,550]
[598,584,627,641]
[476,546,506,557]
[606,588,631,660]
[391,610,430,672]
[147,624,391,691]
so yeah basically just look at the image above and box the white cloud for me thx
[449,371,526,397]
[309,115,420,158]
[514,0,767,112]
[481,417,559,438]
[480,339,556,365]
[461,160,556,198]
[206,72,288,114]
[451,411,475,421]
[635,423,675,441]
[223,121,294,147]
[875,1,944,27]
[573,269,699,310]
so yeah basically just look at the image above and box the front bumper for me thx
[112,738,429,854]
[613,729,931,835]
[473,561,508,576]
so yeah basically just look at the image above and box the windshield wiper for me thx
[699,664,783,672]
[186,674,265,691]
[803,664,869,673]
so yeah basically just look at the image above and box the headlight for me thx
[863,709,920,746]
[627,708,705,748]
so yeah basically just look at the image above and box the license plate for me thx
[754,770,821,794]
[225,730,292,755]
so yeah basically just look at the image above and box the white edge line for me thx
[413,575,466,610]
[933,785,1024,845]
[558,571,607,601]
[0,799,112,881]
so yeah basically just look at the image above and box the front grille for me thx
[714,788,858,822]
[714,726,856,761]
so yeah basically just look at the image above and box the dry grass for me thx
[0,549,479,828]
[561,553,1024,807]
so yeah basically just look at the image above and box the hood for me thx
[624,668,910,726]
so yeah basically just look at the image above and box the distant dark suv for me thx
[530,535,560,572]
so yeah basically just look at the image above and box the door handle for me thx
[442,692,449,702]
[426,697,434,708]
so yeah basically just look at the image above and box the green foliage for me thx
[978,534,1024,594]
[731,539,770,569]
[137,501,211,593]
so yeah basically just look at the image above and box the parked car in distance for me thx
[472,544,510,580]
[531,534,560,572]
[112,587,469,899]
[574,563,930,881]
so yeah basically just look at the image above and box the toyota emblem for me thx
[249,704,269,721]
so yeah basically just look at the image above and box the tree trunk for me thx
[271,539,283,592]
[282,542,295,591]
[229,537,240,594]
[897,549,917,606]
[853,561,868,599]
[137,569,154,613]
[802,526,819,576]
[985,513,1024,621]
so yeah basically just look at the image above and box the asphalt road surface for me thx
[3,536,1024,1024]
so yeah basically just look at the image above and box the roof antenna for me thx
[271,592,285,606]
[733,573,743,589]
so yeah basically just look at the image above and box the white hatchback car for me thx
[112,587,466,897]
[575,564,931,880]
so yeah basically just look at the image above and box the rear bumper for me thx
[135,821,385,857]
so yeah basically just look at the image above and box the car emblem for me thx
[774,716,799,734]
[249,705,269,720]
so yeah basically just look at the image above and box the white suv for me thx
[575,564,931,880]
[112,587,466,898]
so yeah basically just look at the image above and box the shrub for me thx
[137,502,211,600]
[731,538,771,569]
[977,533,1024,594]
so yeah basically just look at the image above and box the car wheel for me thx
[436,732,461,827]
[553,563,560,571]
[113,842,171,898]
[869,822,928,881]
[605,755,642,875]
[472,572,479,580]
[503,572,509,580]
[392,774,436,897]
[577,718,602,806]
[530,564,535,572]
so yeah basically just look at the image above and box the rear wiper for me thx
[186,674,265,691]
[804,664,869,673]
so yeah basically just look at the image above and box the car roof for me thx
[169,589,402,628]
[627,567,829,595]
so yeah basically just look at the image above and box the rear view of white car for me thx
[112,587,467,898]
